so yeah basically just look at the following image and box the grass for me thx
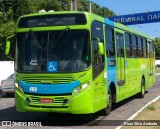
[147,105,156,111]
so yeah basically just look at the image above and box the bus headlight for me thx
[15,82,24,93]
[81,82,90,90]
[73,86,81,96]
[15,82,19,88]
[73,82,90,96]
[19,86,24,93]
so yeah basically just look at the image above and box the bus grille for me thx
[16,74,75,84]
[30,96,65,104]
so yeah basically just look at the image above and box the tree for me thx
[39,0,62,11]
[101,7,115,18]
[12,0,30,22]
[60,0,70,11]
[78,0,90,12]
[0,0,13,23]
[89,2,114,17]
[155,38,160,59]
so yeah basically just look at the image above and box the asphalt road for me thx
[0,75,159,129]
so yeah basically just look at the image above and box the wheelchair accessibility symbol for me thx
[47,61,57,72]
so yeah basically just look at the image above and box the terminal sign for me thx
[109,11,160,25]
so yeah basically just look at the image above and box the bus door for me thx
[92,21,106,112]
[116,33,125,86]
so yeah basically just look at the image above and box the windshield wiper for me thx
[28,29,41,48]
[51,27,70,48]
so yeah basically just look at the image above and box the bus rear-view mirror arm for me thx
[5,35,14,55]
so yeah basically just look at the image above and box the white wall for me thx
[155,60,160,66]
[0,61,14,84]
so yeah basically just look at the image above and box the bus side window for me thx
[143,38,147,58]
[146,39,148,58]
[141,38,144,58]
[125,33,132,58]
[138,36,142,58]
[117,34,124,57]
[149,42,153,58]
[106,26,115,57]
[132,35,138,58]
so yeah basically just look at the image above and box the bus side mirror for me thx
[5,40,11,55]
[5,35,14,55]
[97,42,104,55]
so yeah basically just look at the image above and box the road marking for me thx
[116,96,160,129]
[156,73,160,76]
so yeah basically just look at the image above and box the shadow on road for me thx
[39,112,101,126]
[112,91,149,111]
[1,93,14,98]
[0,106,102,126]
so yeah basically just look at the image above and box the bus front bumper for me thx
[15,89,93,114]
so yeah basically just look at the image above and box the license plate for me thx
[40,98,53,103]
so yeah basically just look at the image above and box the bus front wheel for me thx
[103,88,112,115]
[0,89,3,98]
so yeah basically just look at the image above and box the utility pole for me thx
[89,2,92,13]
[71,0,77,11]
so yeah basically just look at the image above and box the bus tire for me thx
[103,88,112,115]
[0,89,3,98]
[138,78,145,98]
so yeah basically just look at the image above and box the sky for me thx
[90,0,160,38]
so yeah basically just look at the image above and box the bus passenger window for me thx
[149,42,153,58]
[143,38,147,58]
[138,37,142,58]
[125,33,132,58]
[132,35,138,58]
[116,33,124,57]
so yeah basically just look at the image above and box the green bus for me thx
[6,11,155,115]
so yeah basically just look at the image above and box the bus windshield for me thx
[15,30,91,73]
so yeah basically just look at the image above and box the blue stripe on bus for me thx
[19,80,81,94]
[107,58,117,87]
[104,18,114,27]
